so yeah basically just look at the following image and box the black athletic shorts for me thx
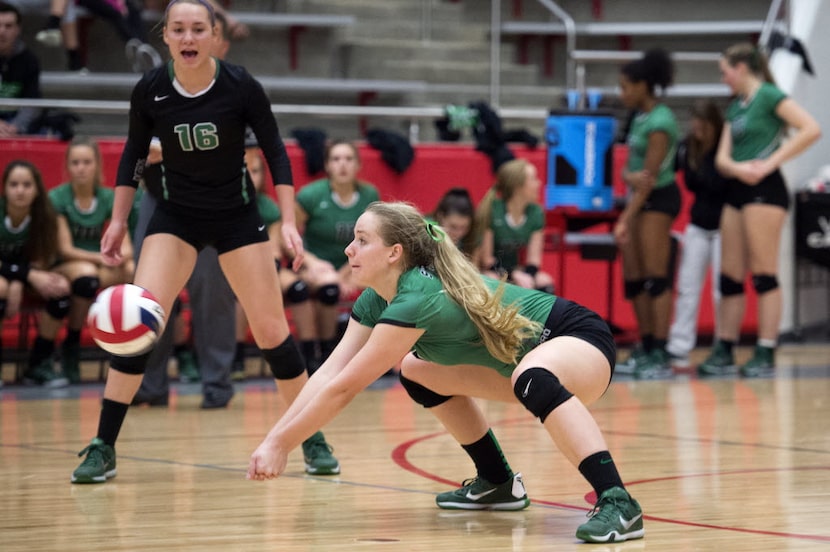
[641,182,682,217]
[146,200,269,254]
[724,170,790,210]
[538,297,617,382]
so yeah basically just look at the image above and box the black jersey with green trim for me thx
[115,60,293,212]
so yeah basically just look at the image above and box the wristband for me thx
[0,260,30,282]
[524,264,539,277]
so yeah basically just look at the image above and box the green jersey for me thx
[625,103,679,188]
[256,193,282,226]
[0,197,31,263]
[351,267,557,377]
[49,183,115,252]
[727,82,787,162]
[489,198,544,272]
[297,179,380,267]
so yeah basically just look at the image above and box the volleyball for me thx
[87,284,165,356]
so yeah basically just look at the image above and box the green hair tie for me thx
[425,221,446,243]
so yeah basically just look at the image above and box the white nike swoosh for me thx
[466,488,498,501]
[154,95,169,101]
[620,513,642,531]
[257,225,266,231]
[522,378,532,398]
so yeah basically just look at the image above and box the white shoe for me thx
[36,28,63,48]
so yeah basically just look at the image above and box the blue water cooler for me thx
[545,110,616,211]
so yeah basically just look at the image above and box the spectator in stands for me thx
[614,49,681,379]
[71,0,339,484]
[12,0,84,70]
[50,137,135,383]
[0,1,42,136]
[666,100,726,369]
[130,10,235,408]
[1,160,72,387]
[233,147,316,380]
[295,139,380,371]
[698,43,820,377]
[429,187,482,266]
[35,0,162,72]
[248,201,645,545]
[476,158,555,293]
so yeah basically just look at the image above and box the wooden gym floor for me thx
[1,342,829,551]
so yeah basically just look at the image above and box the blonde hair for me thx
[475,158,530,231]
[723,42,775,84]
[366,201,540,364]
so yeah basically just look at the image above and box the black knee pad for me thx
[110,351,152,375]
[643,276,670,297]
[71,275,100,299]
[399,374,452,408]
[535,284,555,295]
[0,298,6,318]
[316,284,340,306]
[752,273,779,294]
[284,280,309,304]
[719,274,744,296]
[513,367,574,423]
[263,335,307,379]
[624,279,645,299]
[45,295,71,319]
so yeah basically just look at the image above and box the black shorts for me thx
[724,170,790,210]
[538,298,617,382]
[146,200,269,255]
[641,182,682,217]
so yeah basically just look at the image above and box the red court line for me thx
[390,425,830,543]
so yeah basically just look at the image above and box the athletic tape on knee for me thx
[399,374,452,408]
[71,275,100,299]
[284,280,309,304]
[513,367,573,423]
[316,284,340,306]
[752,273,778,294]
[624,279,645,299]
[643,276,670,297]
[110,351,152,375]
[45,295,71,319]
[263,335,306,379]
[719,274,744,296]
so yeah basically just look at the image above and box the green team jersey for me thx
[625,103,679,188]
[256,193,282,226]
[297,179,380,267]
[727,82,787,162]
[351,267,557,377]
[49,183,115,252]
[0,197,31,263]
[489,198,544,272]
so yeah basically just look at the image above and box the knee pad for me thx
[513,367,573,423]
[719,274,744,297]
[643,276,670,297]
[45,295,71,319]
[263,335,306,379]
[110,351,152,375]
[0,298,6,318]
[752,273,779,294]
[399,374,452,408]
[284,280,309,304]
[71,275,100,299]
[535,284,555,295]
[624,279,645,299]
[316,284,340,306]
